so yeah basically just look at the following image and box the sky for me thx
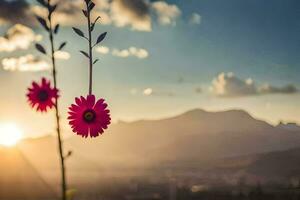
[0,0,299,138]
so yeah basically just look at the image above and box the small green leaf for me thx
[91,16,101,32]
[91,23,95,32]
[64,150,72,159]
[93,59,99,64]
[88,2,95,11]
[84,0,91,5]
[94,16,101,24]
[80,51,89,58]
[58,42,67,50]
[72,27,85,38]
[49,4,57,13]
[35,43,47,54]
[82,10,88,17]
[54,24,60,34]
[95,32,107,45]
[36,16,49,31]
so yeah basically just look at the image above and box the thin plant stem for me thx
[48,1,67,200]
[87,1,93,95]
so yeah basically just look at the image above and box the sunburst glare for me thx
[0,123,23,147]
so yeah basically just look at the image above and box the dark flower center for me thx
[83,109,96,123]
[37,90,49,102]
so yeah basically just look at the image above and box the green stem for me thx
[87,2,93,95]
[48,1,67,200]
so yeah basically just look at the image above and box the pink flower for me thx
[27,77,59,112]
[68,95,111,138]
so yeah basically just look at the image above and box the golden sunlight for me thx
[0,123,23,147]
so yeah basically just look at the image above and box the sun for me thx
[0,123,23,147]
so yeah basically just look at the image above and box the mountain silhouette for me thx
[206,147,300,184]
[18,109,300,183]
[245,147,300,180]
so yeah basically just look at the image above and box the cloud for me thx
[143,88,153,96]
[112,49,130,58]
[211,72,298,97]
[211,72,257,97]
[152,1,181,26]
[32,0,151,31]
[31,2,82,26]
[36,0,181,31]
[129,88,175,97]
[95,11,112,25]
[31,0,112,26]
[96,46,110,54]
[2,54,50,72]
[128,47,149,59]
[0,0,33,25]
[259,84,298,94]
[54,51,71,60]
[142,88,174,97]
[110,0,152,31]
[2,0,182,31]
[111,47,149,59]
[0,24,42,52]
[189,13,201,25]
[96,0,111,10]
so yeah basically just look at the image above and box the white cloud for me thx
[110,0,152,31]
[189,13,201,25]
[128,47,149,59]
[31,1,112,26]
[131,87,174,97]
[111,47,149,59]
[112,49,130,58]
[211,72,298,97]
[54,51,71,60]
[143,88,153,96]
[30,0,183,31]
[0,0,184,32]
[152,1,181,26]
[2,54,50,72]
[211,72,257,97]
[0,24,42,52]
[96,46,110,54]
[95,0,111,11]
[259,84,298,94]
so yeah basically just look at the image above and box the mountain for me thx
[65,109,300,164]
[277,121,300,132]
[18,109,300,181]
[245,148,300,180]
[205,147,300,184]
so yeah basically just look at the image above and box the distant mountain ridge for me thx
[277,121,300,132]
[16,108,300,186]
[205,147,300,184]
